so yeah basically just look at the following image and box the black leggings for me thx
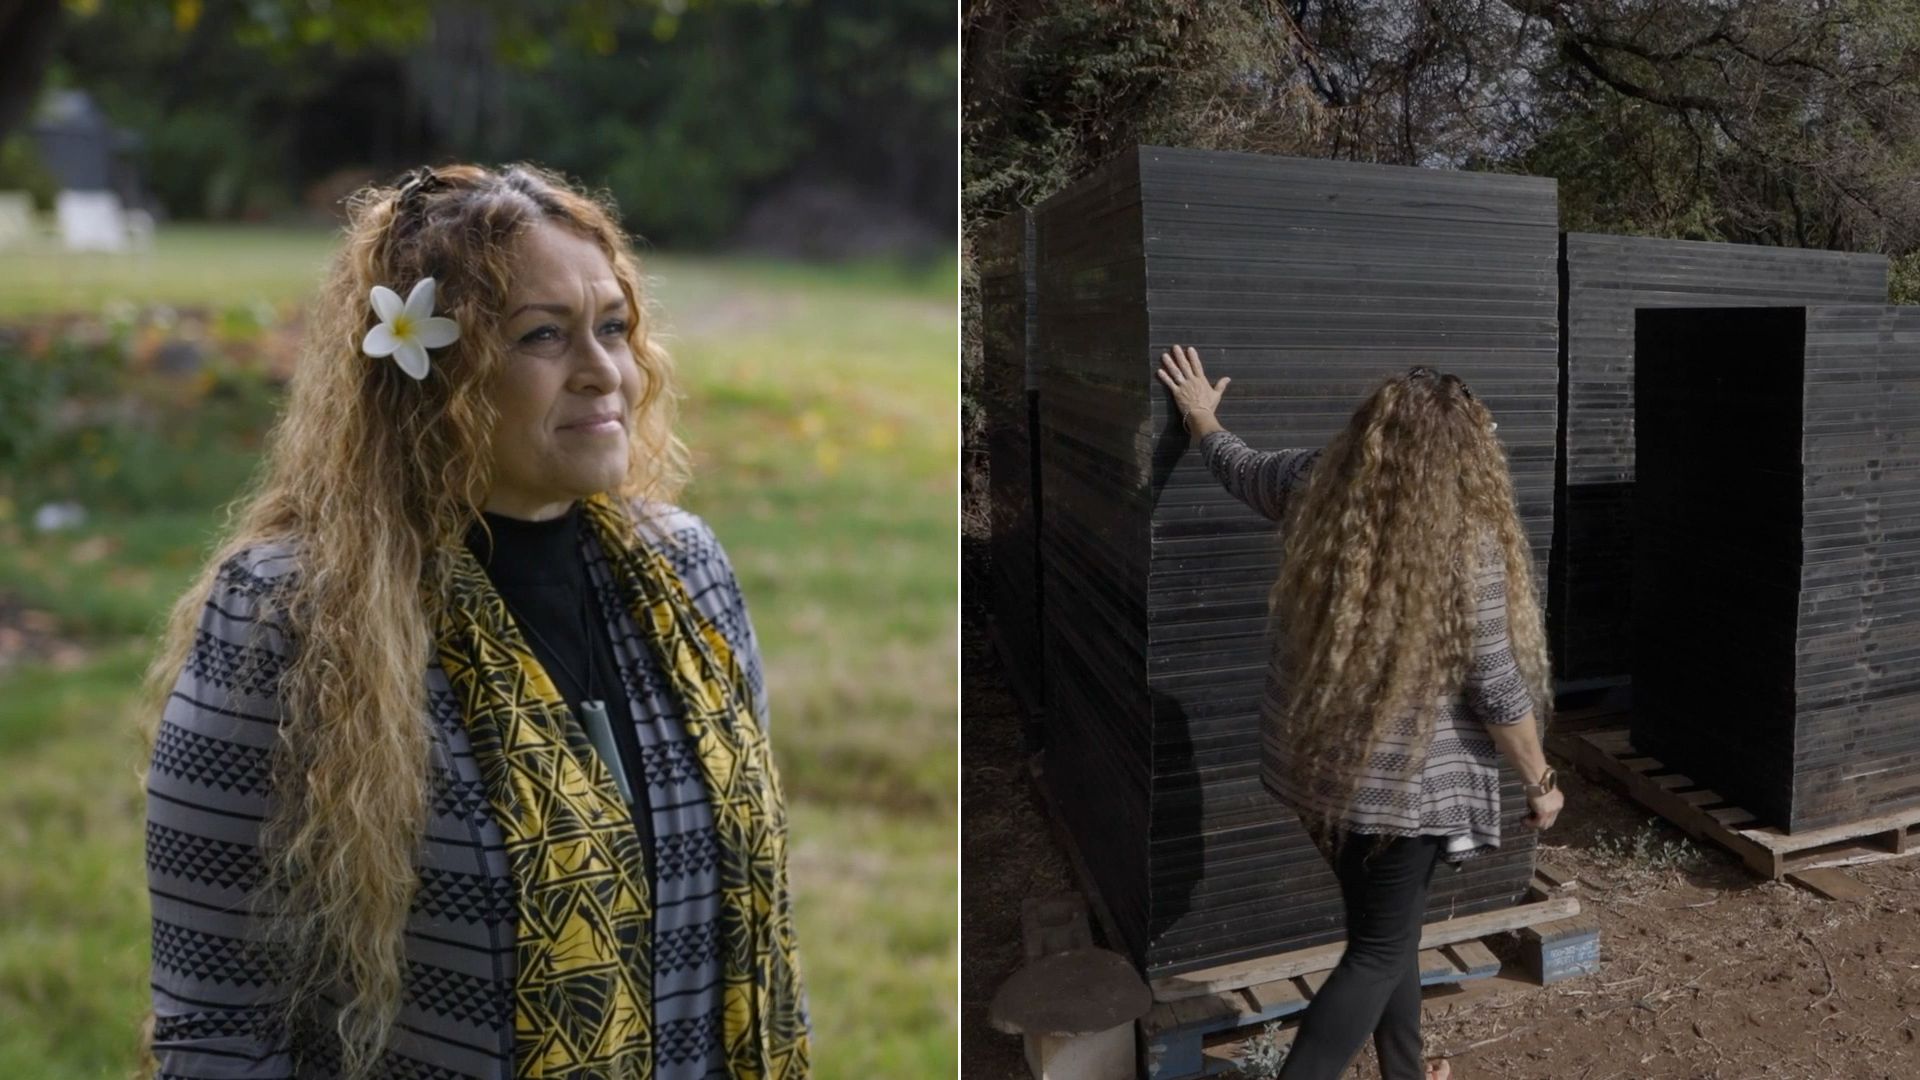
[1278,833,1445,1080]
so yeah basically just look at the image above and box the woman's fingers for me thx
[1161,346,1230,412]
[1158,356,1189,401]
[1165,344,1222,393]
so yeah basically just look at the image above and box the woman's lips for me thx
[561,415,622,433]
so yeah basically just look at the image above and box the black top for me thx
[462,499,655,864]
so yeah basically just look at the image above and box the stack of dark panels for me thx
[1634,305,1920,833]
[979,209,1046,733]
[1032,144,1559,980]
[1555,235,1888,684]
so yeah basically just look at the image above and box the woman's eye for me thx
[521,326,558,344]
[600,319,629,336]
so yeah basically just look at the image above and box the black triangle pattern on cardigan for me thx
[432,492,811,1079]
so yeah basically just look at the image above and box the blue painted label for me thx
[1542,934,1602,982]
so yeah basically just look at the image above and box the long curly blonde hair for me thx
[135,162,689,1077]
[1269,367,1552,846]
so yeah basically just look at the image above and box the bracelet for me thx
[1523,766,1557,798]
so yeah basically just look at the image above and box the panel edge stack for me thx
[979,208,1045,745]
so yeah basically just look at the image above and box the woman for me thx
[1157,346,1563,1080]
[138,163,812,1079]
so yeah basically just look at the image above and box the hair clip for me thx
[396,166,448,205]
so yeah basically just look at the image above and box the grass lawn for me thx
[0,225,957,1078]
[0,226,340,320]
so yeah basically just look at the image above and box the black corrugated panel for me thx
[1633,305,1920,833]
[980,210,1046,734]
[1033,150,1156,966]
[1555,236,1888,683]
[1034,145,1558,980]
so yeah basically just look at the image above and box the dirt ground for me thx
[961,541,1920,1080]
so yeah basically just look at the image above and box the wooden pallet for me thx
[1140,940,1503,1080]
[1139,867,1587,1080]
[1150,869,1579,1003]
[1562,728,1920,878]
[1190,971,1544,1080]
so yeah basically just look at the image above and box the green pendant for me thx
[575,698,634,805]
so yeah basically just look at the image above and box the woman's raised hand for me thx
[1156,345,1231,430]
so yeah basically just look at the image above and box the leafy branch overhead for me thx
[964,0,1920,255]
[961,0,1920,524]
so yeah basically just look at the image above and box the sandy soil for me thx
[961,539,1920,1080]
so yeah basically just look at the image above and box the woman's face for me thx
[484,220,642,521]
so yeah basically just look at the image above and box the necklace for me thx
[497,582,636,806]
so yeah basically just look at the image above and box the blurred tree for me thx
[29,0,953,248]
[503,0,954,247]
[0,0,63,146]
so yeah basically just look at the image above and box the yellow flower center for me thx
[393,315,415,338]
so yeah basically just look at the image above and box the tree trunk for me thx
[0,0,62,148]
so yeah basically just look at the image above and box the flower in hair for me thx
[362,276,460,380]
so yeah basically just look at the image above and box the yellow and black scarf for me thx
[432,492,811,1078]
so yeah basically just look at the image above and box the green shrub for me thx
[0,136,59,212]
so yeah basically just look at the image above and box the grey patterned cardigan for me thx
[144,502,803,1079]
[1197,431,1536,862]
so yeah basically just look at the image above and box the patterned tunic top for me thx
[1198,431,1536,862]
[144,501,806,1078]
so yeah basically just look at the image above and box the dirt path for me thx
[961,541,1920,1080]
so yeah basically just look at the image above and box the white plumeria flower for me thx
[361,276,460,380]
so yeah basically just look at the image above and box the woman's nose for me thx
[570,330,621,391]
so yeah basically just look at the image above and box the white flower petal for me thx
[394,340,431,380]
[403,277,438,320]
[413,316,460,348]
[362,323,401,358]
[370,285,403,324]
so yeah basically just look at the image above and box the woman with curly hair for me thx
[1157,346,1562,1080]
[138,163,812,1079]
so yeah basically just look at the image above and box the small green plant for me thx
[1232,1020,1290,1079]
[1593,818,1699,871]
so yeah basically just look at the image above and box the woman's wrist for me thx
[1522,765,1557,798]
[1183,408,1224,438]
